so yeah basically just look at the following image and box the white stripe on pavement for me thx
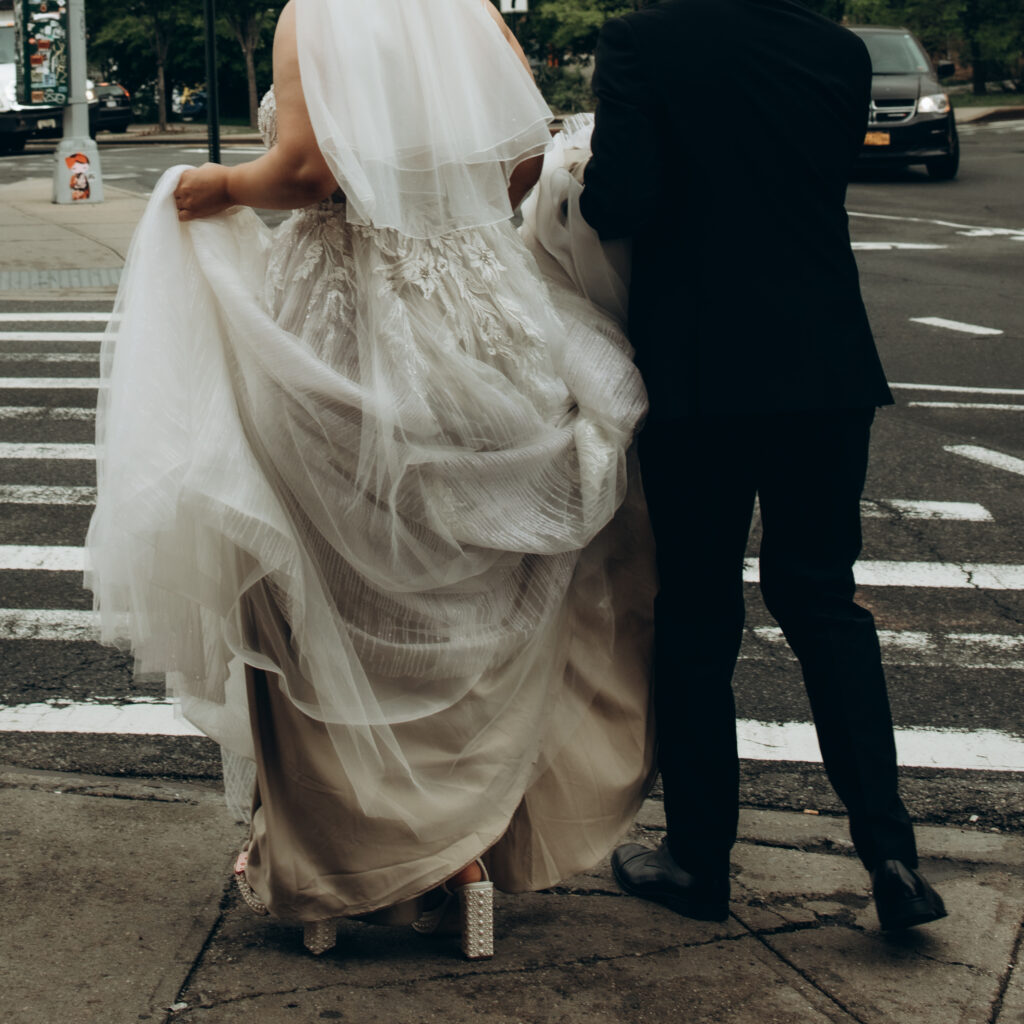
[0,378,102,389]
[742,559,1024,589]
[0,546,84,571]
[0,700,203,737]
[890,382,1024,396]
[747,626,1024,669]
[0,443,95,460]
[851,242,947,251]
[0,485,96,505]
[737,720,1024,772]
[848,210,1024,242]
[0,354,99,364]
[909,402,1024,411]
[860,499,992,522]
[0,331,105,342]
[945,445,1024,477]
[909,317,1004,336]
[0,609,95,640]
[1,697,1019,769]
[0,406,94,422]
[0,313,110,323]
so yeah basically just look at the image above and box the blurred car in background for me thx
[92,82,132,133]
[851,26,959,180]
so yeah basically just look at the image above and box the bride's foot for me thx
[412,859,494,960]
[233,847,268,916]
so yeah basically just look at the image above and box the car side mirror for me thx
[936,61,955,79]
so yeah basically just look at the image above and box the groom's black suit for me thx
[581,0,918,883]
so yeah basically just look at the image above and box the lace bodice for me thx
[257,86,277,149]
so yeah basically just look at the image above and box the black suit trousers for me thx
[638,408,917,880]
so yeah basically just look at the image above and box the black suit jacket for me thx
[580,0,893,418]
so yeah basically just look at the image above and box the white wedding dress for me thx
[86,0,654,921]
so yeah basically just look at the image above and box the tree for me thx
[218,1,284,128]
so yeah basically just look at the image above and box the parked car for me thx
[850,26,959,180]
[92,82,132,133]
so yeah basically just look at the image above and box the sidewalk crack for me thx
[988,909,1024,1024]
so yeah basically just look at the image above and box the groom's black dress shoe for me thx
[872,859,947,931]
[611,841,729,922]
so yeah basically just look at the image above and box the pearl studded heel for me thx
[412,858,493,960]
[303,919,338,956]
[458,877,494,960]
[233,847,268,916]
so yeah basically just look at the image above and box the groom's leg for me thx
[638,414,758,883]
[757,408,917,871]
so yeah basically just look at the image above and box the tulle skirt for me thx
[86,136,655,918]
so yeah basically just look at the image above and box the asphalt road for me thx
[0,123,1021,827]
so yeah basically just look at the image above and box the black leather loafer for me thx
[611,841,729,922]
[872,859,948,931]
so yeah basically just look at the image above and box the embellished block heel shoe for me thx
[303,919,339,956]
[412,858,494,960]
[233,847,268,916]
[458,876,493,960]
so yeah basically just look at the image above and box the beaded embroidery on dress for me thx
[87,73,655,922]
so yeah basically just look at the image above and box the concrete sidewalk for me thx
[1,765,1021,1024]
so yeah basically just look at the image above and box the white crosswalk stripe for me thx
[0,303,1020,778]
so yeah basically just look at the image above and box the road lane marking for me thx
[742,559,1024,589]
[0,354,99,364]
[0,609,96,640]
[851,242,947,250]
[0,546,85,570]
[890,382,1024,396]
[946,445,1024,477]
[736,720,1024,772]
[0,378,101,389]
[0,443,95,460]
[849,210,1024,242]
[909,317,1004,336]
[909,402,1024,411]
[0,331,105,341]
[0,485,96,504]
[860,499,992,521]
[0,313,109,323]
[1,697,1019,769]
[0,700,203,737]
[0,406,94,421]
[746,627,1023,669]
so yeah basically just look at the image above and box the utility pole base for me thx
[53,137,104,205]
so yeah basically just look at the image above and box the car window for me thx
[96,85,123,98]
[858,32,930,75]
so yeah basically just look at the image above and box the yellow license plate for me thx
[864,131,891,146]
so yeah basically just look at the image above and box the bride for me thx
[86,0,654,959]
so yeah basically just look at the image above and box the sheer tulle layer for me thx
[86,165,654,912]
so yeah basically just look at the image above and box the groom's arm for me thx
[580,16,659,241]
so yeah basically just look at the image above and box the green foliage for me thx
[534,66,594,113]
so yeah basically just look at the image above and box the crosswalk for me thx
[0,303,1022,779]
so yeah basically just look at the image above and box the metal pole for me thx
[52,0,103,203]
[203,0,221,163]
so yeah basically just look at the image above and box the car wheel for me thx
[0,137,27,155]
[926,128,959,181]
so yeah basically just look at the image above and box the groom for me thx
[579,0,946,930]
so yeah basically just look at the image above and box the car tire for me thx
[926,127,959,181]
[0,137,27,155]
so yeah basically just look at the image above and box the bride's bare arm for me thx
[480,0,544,209]
[174,1,337,220]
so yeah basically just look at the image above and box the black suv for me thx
[850,26,959,180]
[92,83,132,134]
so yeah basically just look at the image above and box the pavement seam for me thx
[6,200,128,266]
[732,911,870,1023]
[175,920,793,1013]
[988,909,1024,1023]
[160,877,236,1024]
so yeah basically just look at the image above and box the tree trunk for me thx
[156,57,168,130]
[244,37,258,127]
